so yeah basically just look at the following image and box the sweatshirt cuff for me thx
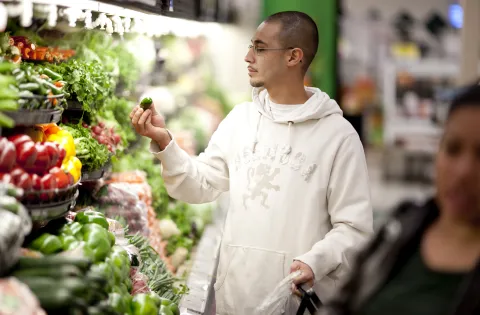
[149,132,188,173]
[294,251,332,283]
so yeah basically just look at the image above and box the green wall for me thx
[261,0,338,98]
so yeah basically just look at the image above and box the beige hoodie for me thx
[151,87,373,314]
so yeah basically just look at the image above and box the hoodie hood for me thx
[252,86,342,123]
[250,86,342,154]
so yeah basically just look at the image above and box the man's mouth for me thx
[248,67,257,73]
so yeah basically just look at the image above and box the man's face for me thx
[244,22,288,88]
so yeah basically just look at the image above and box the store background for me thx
[0,0,477,314]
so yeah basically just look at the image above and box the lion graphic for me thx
[242,163,280,209]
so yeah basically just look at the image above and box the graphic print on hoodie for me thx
[151,87,373,315]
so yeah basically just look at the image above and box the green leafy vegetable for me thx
[61,123,110,172]
[46,59,115,113]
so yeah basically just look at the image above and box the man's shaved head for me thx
[264,11,319,72]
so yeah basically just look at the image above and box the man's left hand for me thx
[290,260,314,293]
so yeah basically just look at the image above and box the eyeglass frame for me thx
[248,44,295,55]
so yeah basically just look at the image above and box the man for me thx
[131,11,373,315]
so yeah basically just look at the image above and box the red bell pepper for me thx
[49,167,70,189]
[0,173,13,184]
[44,142,61,170]
[9,167,33,191]
[39,173,56,201]
[56,146,66,168]
[0,138,16,172]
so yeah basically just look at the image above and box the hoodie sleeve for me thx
[149,109,236,204]
[295,133,374,283]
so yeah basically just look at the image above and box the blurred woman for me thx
[321,84,480,315]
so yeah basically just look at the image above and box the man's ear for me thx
[286,48,304,67]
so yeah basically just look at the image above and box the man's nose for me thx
[245,48,254,63]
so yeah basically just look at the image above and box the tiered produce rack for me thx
[0,1,233,314]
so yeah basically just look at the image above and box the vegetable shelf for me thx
[81,163,112,182]
[26,189,78,222]
[4,108,62,126]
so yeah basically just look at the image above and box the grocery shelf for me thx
[81,163,112,182]
[27,190,79,222]
[4,109,62,126]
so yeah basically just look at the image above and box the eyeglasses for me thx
[248,44,294,55]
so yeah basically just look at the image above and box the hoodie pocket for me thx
[214,244,287,315]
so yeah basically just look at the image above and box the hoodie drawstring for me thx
[252,112,262,153]
[283,121,293,155]
[253,115,293,155]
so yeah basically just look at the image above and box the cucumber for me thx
[12,265,83,278]
[16,256,92,272]
[15,276,88,296]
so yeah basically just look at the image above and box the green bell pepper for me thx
[108,292,131,314]
[91,262,114,292]
[82,223,112,263]
[29,233,62,255]
[132,294,158,315]
[158,298,179,315]
[59,234,79,251]
[60,222,84,240]
[159,305,174,315]
[75,210,109,229]
[107,253,128,284]
[108,231,115,246]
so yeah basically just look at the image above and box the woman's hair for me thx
[448,83,480,118]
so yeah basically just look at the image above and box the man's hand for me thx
[130,104,171,150]
[290,260,315,294]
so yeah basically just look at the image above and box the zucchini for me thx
[15,276,88,296]
[12,265,83,278]
[16,256,92,272]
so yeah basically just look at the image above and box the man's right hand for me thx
[130,104,171,150]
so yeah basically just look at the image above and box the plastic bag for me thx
[130,267,150,295]
[255,271,302,315]
[101,201,149,236]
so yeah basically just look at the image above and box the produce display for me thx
[0,5,231,315]
[0,59,19,127]
[15,63,67,110]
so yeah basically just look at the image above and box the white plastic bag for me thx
[255,270,302,315]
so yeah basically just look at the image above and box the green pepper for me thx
[59,234,78,251]
[107,252,129,284]
[42,68,62,81]
[29,233,62,255]
[0,87,19,99]
[159,305,174,315]
[75,210,109,229]
[132,294,158,315]
[140,97,153,110]
[18,82,40,92]
[15,71,26,83]
[158,298,179,315]
[108,231,115,246]
[60,222,84,240]
[91,262,114,292]
[108,292,130,314]
[82,223,112,263]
